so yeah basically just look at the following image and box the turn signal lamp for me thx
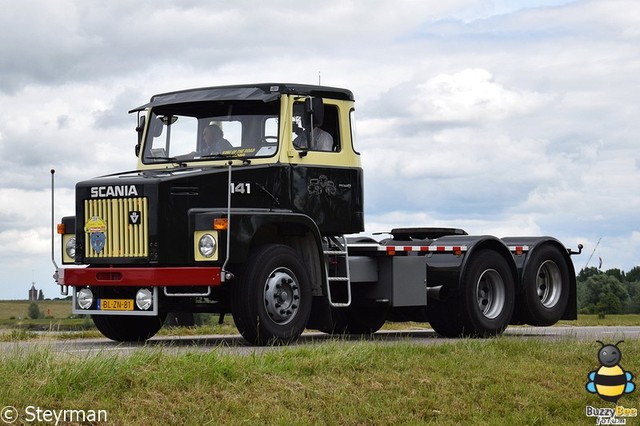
[214,218,228,230]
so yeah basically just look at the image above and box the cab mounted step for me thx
[323,235,351,307]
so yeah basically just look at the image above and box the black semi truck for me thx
[54,83,581,345]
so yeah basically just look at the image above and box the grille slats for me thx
[84,197,148,258]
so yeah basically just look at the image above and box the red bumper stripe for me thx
[61,267,222,287]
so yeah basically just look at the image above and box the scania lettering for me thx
[90,185,139,198]
[53,83,581,345]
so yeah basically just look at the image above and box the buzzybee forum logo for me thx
[585,340,637,424]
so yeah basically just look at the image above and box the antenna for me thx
[318,71,321,86]
[51,169,68,295]
[51,169,59,271]
[583,237,602,270]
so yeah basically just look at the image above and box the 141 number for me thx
[230,182,251,194]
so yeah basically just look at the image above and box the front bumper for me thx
[59,266,222,287]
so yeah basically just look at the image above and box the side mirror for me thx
[136,115,146,141]
[304,97,314,114]
[302,97,324,153]
[135,115,145,156]
[304,97,324,127]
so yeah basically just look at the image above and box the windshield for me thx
[142,100,280,164]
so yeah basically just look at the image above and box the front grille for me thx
[84,197,149,258]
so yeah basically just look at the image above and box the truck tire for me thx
[426,299,465,337]
[321,305,387,335]
[429,249,515,337]
[516,244,570,326]
[231,244,312,345]
[92,314,165,342]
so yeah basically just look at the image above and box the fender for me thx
[424,235,518,296]
[191,208,325,274]
[501,236,576,284]
[502,236,577,319]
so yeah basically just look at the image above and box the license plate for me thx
[98,299,134,311]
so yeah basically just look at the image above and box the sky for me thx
[0,0,638,300]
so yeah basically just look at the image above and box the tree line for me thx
[577,266,640,315]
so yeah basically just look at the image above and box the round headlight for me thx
[136,288,153,311]
[198,234,217,258]
[77,288,94,310]
[65,237,76,259]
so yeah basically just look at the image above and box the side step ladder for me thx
[324,235,352,307]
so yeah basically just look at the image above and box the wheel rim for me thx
[263,268,301,325]
[475,269,506,320]
[536,260,562,308]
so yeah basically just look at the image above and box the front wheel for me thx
[231,244,312,345]
[92,314,165,342]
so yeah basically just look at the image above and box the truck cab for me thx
[58,84,366,343]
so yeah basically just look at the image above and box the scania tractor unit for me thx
[53,83,581,345]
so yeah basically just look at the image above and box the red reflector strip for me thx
[383,245,468,255]
[508,246,530,256]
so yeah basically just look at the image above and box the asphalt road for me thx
[3,326,640,357]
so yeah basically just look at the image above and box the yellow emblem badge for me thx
[85,216,107,254]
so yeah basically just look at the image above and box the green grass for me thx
[1,338,637,425]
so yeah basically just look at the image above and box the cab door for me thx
[286,97,364,235]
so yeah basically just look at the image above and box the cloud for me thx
[93,88,145,129]
[410,69,553,122]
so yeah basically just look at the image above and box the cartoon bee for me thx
[586,340,635,403]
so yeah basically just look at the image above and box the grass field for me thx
[2,301,639,423]
[0,300,73,320]
[1,338,637,425]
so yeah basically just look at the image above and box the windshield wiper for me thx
[254,182,279,206]
[144,156,187,167]
[201,153,234,160]
[201,153,252,165]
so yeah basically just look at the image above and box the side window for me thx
[265,117,278,142]
[349,108,360,155]
[321,105,340,152]
[292,101,340,152]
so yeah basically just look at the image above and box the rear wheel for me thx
[231,244,312,345]
[429,249,515,337]
[517,244,570,326]
[92,314,166,342]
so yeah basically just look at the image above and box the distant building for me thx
[28,282,38,301]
